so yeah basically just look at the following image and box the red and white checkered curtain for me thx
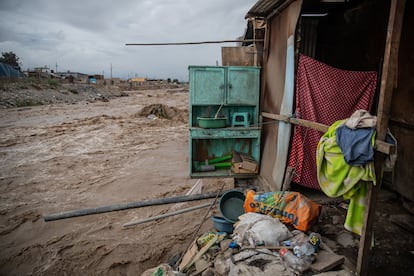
[287,55,377,189]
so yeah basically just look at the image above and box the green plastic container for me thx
[197,117,227,128]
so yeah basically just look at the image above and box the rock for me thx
[214,254,229,275]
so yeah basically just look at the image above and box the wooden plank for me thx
[262,112,395,155]
[179,240,199,271]
[310,249,345,273]
[375,1,406,141]
[290,117,329,133]
[222,47,256,66]
[357,0,406,275]
[282,166,294,191]
[272,36,296,190]
[182,235,218,272]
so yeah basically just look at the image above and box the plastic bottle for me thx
[279,247,311,274]
[293,232,321,258]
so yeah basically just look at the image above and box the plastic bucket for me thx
[219,189,245,223]
[212,216,234,233]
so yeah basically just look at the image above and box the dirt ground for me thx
[0,83,413,275]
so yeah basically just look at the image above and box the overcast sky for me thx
[0,0,257,81]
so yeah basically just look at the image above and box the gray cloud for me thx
[0,0,256,80]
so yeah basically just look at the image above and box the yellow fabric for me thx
[317,120,376,235]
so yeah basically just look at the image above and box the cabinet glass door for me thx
[191,67,226,105]
[227,67,260,105]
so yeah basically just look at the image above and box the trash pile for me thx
[142,189,350,276]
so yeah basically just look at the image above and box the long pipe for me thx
[123,202,212,228]
[44,191,224,222]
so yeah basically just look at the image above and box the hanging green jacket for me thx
[317,120,376,235]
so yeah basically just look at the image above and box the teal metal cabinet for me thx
[190,66,260,106]
[188,65,261,178]
[227,67,260,105]
[190,67,225,105]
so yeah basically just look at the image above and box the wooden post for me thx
[356,0,406,275]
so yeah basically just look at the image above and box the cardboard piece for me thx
[232,152,259,174]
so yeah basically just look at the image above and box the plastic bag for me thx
[243,190,321,232]
[233,213,292,247]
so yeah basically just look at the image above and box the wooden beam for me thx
[261,112,395,155]
[357,1,406,275]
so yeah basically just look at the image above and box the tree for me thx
[0,51,22,70]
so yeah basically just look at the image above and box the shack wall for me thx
[387,0,414,201]
[258,0,302,191]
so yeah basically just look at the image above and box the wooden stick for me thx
[357,1,406,275]
[261,112,395,155]
[125,39,263,46]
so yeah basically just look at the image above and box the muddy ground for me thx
[0,83,413,275]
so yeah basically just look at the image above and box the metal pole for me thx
[43,191,225,222]
[123,202,212,228]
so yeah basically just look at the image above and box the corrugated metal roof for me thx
[245,0,290,18]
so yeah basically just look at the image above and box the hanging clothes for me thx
[317,120,376,235]
[288,55,377,190]
[344,109,377,129]
[337,109,377,165]
[336,125,376,166]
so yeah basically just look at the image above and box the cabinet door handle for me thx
[228,83,232,89]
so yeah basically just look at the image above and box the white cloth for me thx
[344,109,377,129]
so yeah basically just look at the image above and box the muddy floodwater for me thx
[0,88,232,275]
[1,86,413,275]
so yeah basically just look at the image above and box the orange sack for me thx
[243,190,321,232]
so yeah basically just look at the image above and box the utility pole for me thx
[110,63,112,85]
[55,62,58,73]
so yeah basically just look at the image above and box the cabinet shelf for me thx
[191,170,258,178]
[188,65,261,178]
[190,127,261,139]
